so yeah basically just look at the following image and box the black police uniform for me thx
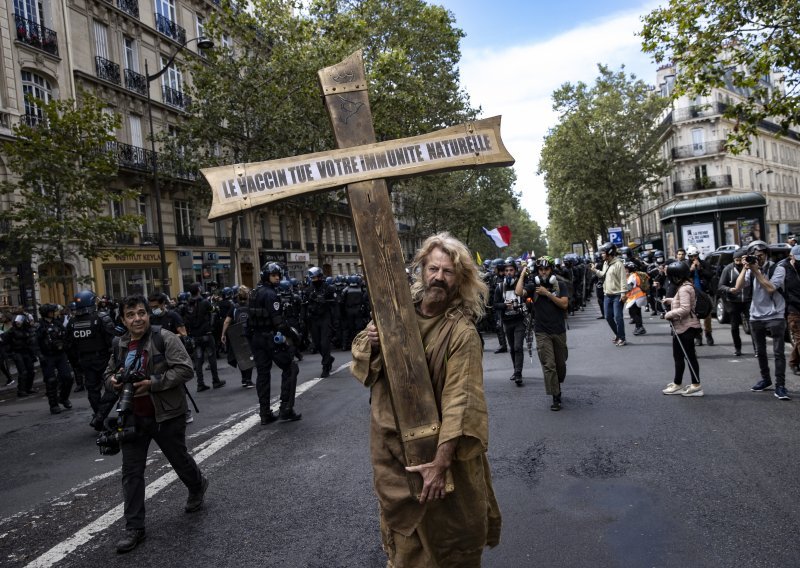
[183,295,224,390]
[66,309,115,414]
[494,276,526,383]
[305,280,336,376]
[36,316,74,412]
[248,281,301,423]
[8,320,36,395]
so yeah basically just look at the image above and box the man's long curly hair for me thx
[410,232,487,320]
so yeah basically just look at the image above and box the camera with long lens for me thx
[96,367,144,455]
[746,255,758,266]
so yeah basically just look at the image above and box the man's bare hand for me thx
[366,323,380,353]
[110,378,123,392]
[406,460,448,504]
[132,379,152,395]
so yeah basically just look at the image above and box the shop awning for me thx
[661,192,766,221]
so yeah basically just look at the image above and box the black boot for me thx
[494,346,508,354]
[550,394,561,411]
[260,410,277,425]
[705,332,714,346]
[279,408,302,422]
[116,528,145,553]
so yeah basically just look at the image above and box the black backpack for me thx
[693,287,713,319]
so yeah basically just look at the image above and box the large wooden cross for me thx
[202,50,513,495]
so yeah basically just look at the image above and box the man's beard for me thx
[424,280,452,303]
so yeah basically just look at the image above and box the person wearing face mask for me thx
[493,258,526,386]
[305,266,337,378]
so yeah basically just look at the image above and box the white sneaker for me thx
[681,384,704,397]
[662,383,684,395]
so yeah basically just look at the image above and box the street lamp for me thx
[144,36,214,298]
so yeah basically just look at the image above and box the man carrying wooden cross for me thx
[351,232,502,566]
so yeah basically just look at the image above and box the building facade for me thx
[625,63,800,257]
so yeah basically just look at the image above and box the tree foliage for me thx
[539,65,670,249]
[640,0,800,150]
[0,95,142,302]
[181,0,518,263]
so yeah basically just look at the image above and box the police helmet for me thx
[178,292,191,303]
[747,240,769,253]
[494,258,507,271]
[624,261,637,271]
[666,261,690,285]
[599,242,617,256]
[39,303,57,318]
[231,285,240,297]
[261,262,283,281]
[733,248,747,259]
[325,276,334,285]
[278,279,292,292]
[619,246,631,258]
[686,245,700,257]
[221,287,233,299]
[289,277,299,288]
[307,266,324,279]
[348,275,362,286]
[73,290,97,313]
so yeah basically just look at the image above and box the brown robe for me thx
[351,309,501,566]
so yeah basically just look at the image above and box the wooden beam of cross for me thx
[201,50,514,496]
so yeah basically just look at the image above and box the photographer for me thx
[104,295,207,553]
[494,260,526,385]
[516,256,569,410]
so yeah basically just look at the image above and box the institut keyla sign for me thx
[201,50,514,497]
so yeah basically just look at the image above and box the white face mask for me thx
[152,307,163,316]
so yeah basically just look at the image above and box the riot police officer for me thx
[248,263,301,424]
[341,275,367,349]
[37,304,74,414]
[305,267,337,377]
[8,313,37,397]
[66,290,116,427]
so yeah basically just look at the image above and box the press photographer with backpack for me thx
[730,240,790,400]
[103,295,208,553]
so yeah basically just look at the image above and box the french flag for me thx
[482,225,511,248]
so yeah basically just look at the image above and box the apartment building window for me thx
[129,115,142,147]
[238,214,250,240]
[15,0,44,25]
[174,200,194,236]
[138,195,153,233]
[196,15,208,56]
[259,213,271,241]
[123,37,139,72]
[160,56,187,109]
[691,128,704,154]
[21,70,51,125]
[221,34,232,49]
[738,167,743,189]
[694,165,707,181]
[109,197,123,218]
[155,0,175,23]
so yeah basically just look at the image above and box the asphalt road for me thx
[1,306,800,567]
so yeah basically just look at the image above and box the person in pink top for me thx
[661,261,704,397]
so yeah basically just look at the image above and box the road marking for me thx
[23,377,322,568]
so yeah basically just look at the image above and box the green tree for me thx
[539,65,669,248]
[640,0,800,150]
[0,95,141,304]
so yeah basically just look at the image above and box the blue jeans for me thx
[604,294,625,341]
[750,318,786,387]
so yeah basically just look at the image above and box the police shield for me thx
[226,322,255,371]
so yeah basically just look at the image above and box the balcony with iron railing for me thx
[14,15,58,56]
[216,236,231,247]
[671,140,727,160]
[177,234,204,247]
[114,232,135,245]
[117,0,139,18]
[239,238,251,248]
[673,102,729,123]
[124,69,147,96]
[112,142,153,172]
[261,238,274,249]
[95,56,121,85]
[673,174,733,195]
[326,243,335,252]
[155,13,186,44]
[162,85,191,110]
